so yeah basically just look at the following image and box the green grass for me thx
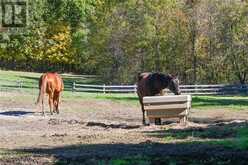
[0,70,101,91]
[148,126,235,143]
[62,92,139,106]
[65,94,248,110]
[192,96,248,110]
[0,149,30,159]
[66,93,248,110]
[164,136,175,142]
[0,70,248,110]
[54,155,236,165]
[159,124,248,150]
[55,156,164,165]
[101,157,151,165]
[211,127,248,150]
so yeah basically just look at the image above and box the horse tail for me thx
[36,74,47,105]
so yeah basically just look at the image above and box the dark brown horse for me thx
[137,72,181,125]
[36,72,64,115]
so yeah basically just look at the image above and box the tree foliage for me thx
[0,0,247,84]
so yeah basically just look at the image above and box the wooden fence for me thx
[0,80,247,95]
[73,83,248,95]
[72,82,137,93]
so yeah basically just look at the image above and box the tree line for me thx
[0,0,247,84]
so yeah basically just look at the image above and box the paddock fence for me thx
[72,83,248,95]
[0,80,247,95]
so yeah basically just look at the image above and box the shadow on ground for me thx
[86,121,141,129]
[3,141,248,165]
[1,121,248,164]
[145,121,248,140]
[0,111,34,117]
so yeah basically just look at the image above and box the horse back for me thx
[137,72,152,97]
[41,73,64,92]
[137,72,167,97]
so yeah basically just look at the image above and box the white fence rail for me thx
[72,82,137,93]
[0,80,247,95]
[73,83,248,95]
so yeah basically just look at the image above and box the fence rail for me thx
[0,80,247,95]
[72,82,137,93]
[73,83,248,95]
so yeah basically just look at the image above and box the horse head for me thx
[167,74,181,95]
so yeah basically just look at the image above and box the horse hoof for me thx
[143,123,150,126]
[143,121,149,126]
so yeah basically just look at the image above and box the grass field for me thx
[0,70,248,110]
[0,70,102,91]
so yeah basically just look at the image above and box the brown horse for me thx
[137,72,181,125]
[36,72,64,115]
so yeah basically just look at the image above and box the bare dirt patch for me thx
[0,93,248,164]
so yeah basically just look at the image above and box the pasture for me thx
[0,71,248,164]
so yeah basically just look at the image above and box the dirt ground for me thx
[1,92,248,164]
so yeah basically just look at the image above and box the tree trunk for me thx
[155,40,161,72]
[192,26,197,84]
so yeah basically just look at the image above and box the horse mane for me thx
[36,74,48,105]
[138,73,143,81]
[138,72,151,81]
[151,73,175,88]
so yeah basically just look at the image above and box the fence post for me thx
[194,84,197,95]
[103,84,106,94]
[72,82,76,92]
[17,81,20,89]
[16,80,22,92]
[134,85,136,94]
[17,80,23,89]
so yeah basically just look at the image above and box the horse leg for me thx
[42,99,45,116]
[142,104,146,125]
[53,92,60,114]
[137,92,146,125]
[56,92,61,114]
[160,90,165,96]
[53,94,57,114]
[138,97,146,125]
[48,92,53,115]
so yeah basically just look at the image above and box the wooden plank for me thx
[144,103,189,111]
[75,84,103,88]
[179,84,227,88]
[105,85,136,88]
[143,95,191,104]
[73,83,248,94]
[147,110,187,118]
[144,101,188,106]
[180,88,221,91]
[75,88,103,92]
[181,92,220,95]
[75,88,135,92]
[75,83,248,89]
[159,92,220,95]
[143,95,191,124]
[148,115,186,118]
[104,89,136,92]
